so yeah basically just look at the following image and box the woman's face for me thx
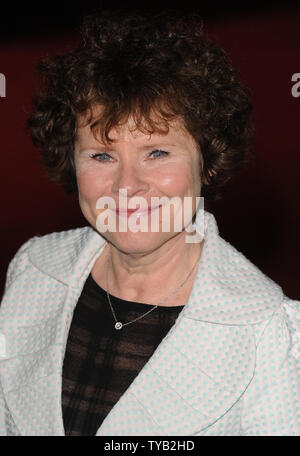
[74,110,202,254]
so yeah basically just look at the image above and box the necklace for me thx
[105,247,201,330]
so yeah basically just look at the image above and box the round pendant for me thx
[115,322,123,330]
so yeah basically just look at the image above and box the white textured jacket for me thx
[0,211,299,436]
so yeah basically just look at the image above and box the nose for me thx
[111,159,149,197]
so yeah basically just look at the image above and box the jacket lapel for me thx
[96,315,256,435]
[0,211,283,435]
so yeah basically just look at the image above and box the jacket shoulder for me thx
[251,296,300,364]
[3,226,93,293]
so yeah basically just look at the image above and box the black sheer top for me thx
[61,273,184,436]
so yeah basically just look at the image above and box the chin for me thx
[104,230,175,255]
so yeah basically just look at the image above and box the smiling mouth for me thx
[114,205,161,217]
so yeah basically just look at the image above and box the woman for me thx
[0,10,299,436]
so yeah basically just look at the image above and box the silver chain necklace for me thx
[105,247,201,330]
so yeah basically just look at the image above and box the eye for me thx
[149,149,169,159]
[89,152,113,162]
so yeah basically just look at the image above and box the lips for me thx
[115,205,161,217]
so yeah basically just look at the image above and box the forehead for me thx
[76,106,194,147]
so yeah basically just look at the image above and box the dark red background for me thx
[1,2,299,300]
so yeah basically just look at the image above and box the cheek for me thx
[76,167,106,201]
[155,162,200,196]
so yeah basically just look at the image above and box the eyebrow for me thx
[138,143,177,150]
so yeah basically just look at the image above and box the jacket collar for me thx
[28,210,283,325]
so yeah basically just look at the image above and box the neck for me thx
[104,230,204,305]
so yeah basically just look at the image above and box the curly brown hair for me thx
[27,8,254,202]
